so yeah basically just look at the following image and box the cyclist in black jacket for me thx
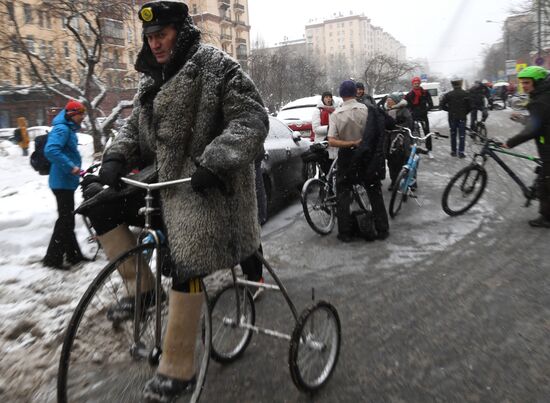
[504,66,550,228]
[440,78,471,158]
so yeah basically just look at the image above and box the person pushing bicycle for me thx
[503,66,550,228]
[328,80,389,242]
[79,1,269,400]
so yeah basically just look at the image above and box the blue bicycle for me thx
[388,127,446,218]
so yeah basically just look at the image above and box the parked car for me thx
[0,128,15,141]
[277,95,342,141]
[262,116,311,216]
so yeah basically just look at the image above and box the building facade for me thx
[188,0,250,68]
[305,13,406,80]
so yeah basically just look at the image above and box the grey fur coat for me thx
[107,40,268,278]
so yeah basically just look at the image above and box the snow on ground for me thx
[0,137,109,401]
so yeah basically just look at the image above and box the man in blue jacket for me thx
[42,100,87,269]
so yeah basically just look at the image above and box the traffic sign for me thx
[420,73,428,81]
[516,63,528,73]
[535,56,545,66]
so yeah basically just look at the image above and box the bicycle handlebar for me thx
[121,176,191,191]
[393,126,448,140]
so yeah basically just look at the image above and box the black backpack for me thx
[30,133,51,175]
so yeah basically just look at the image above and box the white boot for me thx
[158,290,203,380]
[97,224,155,293]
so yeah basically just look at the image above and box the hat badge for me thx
[140,7,154,22]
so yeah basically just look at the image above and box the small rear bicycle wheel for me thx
[442,164,488,216]
[57,244,211,403]
[289,301,341,392]
[352,184,371,212]
[473,123,488,144]
[301,178,335,235]
[210,283,255,363]
[389,168,410,218]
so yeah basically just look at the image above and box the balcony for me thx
[234,2,245,12]
[218,0,230,10]
[220,15,232,25]
[236,52,247,60]
[236,37,246,44]
[221,33,232,44]
[234,20,248,29]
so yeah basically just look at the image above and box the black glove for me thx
[99,153,125,188]
[191,166,224,193]
[82,180,104,200]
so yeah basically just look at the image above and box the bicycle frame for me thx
[120,176,192,359]
[474,142,542,200]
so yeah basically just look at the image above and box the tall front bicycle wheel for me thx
[210,284,255,363]
[289,301,341,392]
[441,164,488,216]
[389,168,410,218]
[301,178,335,235]
[57,243,211,403]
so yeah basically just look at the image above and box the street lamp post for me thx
[486,19,511,82]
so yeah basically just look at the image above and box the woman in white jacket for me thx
[312,92,339,173]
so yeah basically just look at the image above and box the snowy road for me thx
[1,110,549,402]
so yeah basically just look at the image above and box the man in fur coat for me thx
[81,1,268,400]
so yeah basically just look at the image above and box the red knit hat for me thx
[65,100,86,117]
[411,76,421,84]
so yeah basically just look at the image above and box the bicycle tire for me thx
[389,168,409,218]
[303,161,318,181]
[210,283,255,363]
[474,123,488,145]
[442,164,488,216]
[352,184,371,212]
[57,243,211,403]
[301,178,335,235]
[289,301,341,392]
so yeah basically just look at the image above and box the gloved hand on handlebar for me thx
[99,153,126,188]
[80,175,104,200]
[191,166,224,194]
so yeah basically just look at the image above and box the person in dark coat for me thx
[384,92,413,189]
[356,82,375,107]
[42,100,87,270]
[468,80,490,131]
[80,2,269,400]
[440,78,471,158]
[504,66,550,228]
[405,77,434,156]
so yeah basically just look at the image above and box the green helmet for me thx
[517,66,548,81]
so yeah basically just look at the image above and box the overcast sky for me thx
[248,0,524,78]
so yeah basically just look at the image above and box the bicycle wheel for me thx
[210,283,255,363]
[389,168,410,218]
[352,184,371,212]
[303,161,318,180]
[289,301,341,392]
[58,243,211,403]
[301,178,335,235]
[442,164,488,216]
[474,123,488,145]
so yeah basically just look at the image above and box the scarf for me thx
[412,88,423,106]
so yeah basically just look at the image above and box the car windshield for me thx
[277,106,317,121]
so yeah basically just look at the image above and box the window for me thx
[25,36,35,54]
[102,19,124,39]
[10,36,20,52]
[68,16,79,32]
[65,70,72,82]
[63,41,69,58]
[7,2,14,19]
[127,27,133,43]
[24,4,33,23]
[192,4,198,14]
[39,40,46,58]
[38,10,44,27]
[15,66,21,85]
[46,12,52,29]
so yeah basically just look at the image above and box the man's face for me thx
[146,25,178,64]
[412,81,420,89]
[72,113,85,125]
[519,78,535,94]
[356,88,365,97]
[386,98,395,108]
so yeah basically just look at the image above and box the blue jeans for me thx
[449,118,466,155]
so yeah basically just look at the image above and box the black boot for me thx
[528,216,550,228]
[143,373,196,403]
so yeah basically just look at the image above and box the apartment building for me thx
[187,0,250,67]
[305,13,406,78]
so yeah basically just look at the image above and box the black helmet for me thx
[450,77,463,87]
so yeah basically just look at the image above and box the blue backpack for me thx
[30,133,51,175]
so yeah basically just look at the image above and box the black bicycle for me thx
[301,143,371,235]
[442,134,542,216]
